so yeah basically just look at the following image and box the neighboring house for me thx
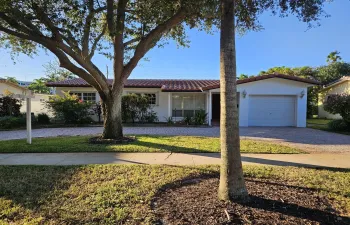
[0,78,52,116]
[318,76,350,119]
[17,80,32,87]
[46,74,319,127]
[0,78,31,96]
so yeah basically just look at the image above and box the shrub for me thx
[37,113,50,124]
[193,109,208,125]
[324,94,350,123]
[165,116,174,125]
[0,96,22,117]
[184,115,192,125]
[45,91,93,124]
[143,111,159,123]
[0,116,26,129]
[327,119,350,131]
[122,94,158,123]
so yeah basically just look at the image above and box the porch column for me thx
[95,91,100,103]
[168,92,171,118]
[26,97,32,144]
[208,91,212,126]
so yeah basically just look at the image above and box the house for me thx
[0,78,52,116]
[318,76,350,119]
[46,74,319,127]
[0,78,31,96]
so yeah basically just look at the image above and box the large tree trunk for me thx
[218,0,248,201]
[101,86,124,139]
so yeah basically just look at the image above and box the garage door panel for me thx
[248,95,296,127]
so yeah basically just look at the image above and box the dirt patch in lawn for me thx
[153,177,350,225]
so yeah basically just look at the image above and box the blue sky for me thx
[1,1,349,81]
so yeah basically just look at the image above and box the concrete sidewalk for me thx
[0,152,349,168]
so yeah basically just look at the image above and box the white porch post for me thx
[26,97,32,144]
[95,91,100,102]
[168,92,171,118]
[208,91,212,126]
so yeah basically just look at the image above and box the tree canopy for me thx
[327,50,342,64]
[43,61,75,82]
[28,78,51,94]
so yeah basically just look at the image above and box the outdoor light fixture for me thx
[300,90,305,98]
[242,90,247,98]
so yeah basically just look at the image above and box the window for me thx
[144,93,157,105]
[172,93,206,117]
[71,92,96,103]
[128,93,157,105]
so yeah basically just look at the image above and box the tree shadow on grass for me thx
[130,139,217,153]
[152,168,350,225]
[0,165,81,223]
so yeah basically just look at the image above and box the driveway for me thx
[0,127,349,153]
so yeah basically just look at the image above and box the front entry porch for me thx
[209,92,240,126]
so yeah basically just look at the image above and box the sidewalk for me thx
[0,152,349,168]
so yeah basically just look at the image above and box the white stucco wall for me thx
[20,94,53,116]
[209,78,311,127]
[318,80,350,119]
[55,87,171,122]
[0,82,51,116]
[0,82,26,95]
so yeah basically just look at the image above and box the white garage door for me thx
[248,95,296,127]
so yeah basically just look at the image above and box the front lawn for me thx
[0,135,304,154]
[307,119,350,135]
[0,165,349,224]
[307,118,332,126]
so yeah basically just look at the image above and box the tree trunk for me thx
[101,86,124,139]
[218,0,248,201]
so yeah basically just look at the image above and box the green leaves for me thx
[28,78,51,94]
[324,94,350,123]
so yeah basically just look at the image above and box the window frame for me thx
[171,93,207,118]
[71,92,97,103]
[126,91,159,106]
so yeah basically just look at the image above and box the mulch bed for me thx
[89,136,136,144]
[153,177,350,225]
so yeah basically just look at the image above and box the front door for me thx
[211,94,220,124]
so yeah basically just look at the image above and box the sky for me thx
[0,1,350,82]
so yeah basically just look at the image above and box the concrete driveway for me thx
[0,127,349,153]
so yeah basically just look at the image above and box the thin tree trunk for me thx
[218,0,248,201]
[101,87,123,139]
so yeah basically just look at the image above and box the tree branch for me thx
[112,0,128,91]
[31,3,62,41]
[31,4,82,54]
[123,37,140,47]
[123,7,188,78]
[106,0,115,36]
[82,0,94,57]
[0,12,39,37]
[88,22,107,60]
[0,25,102,92]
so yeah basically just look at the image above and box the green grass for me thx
[0,135,304,154]
[307,119,350,135]
[0,165,349,224]
[307,118,333,126]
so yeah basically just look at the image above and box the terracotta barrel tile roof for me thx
[46,74,319,91]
